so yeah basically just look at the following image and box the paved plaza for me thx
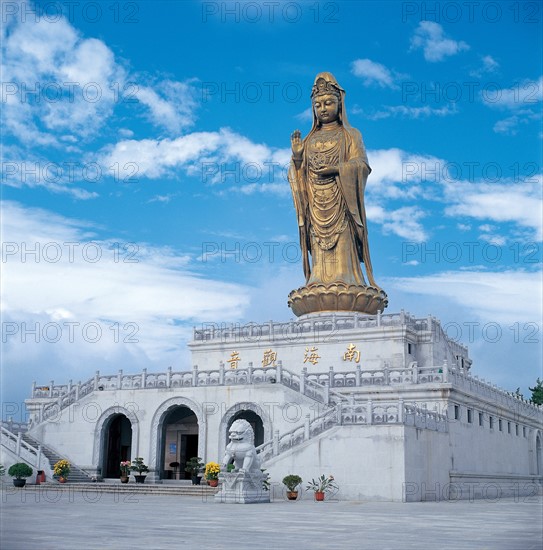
[0,487,542,550]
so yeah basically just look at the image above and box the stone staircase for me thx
[21,433,93,483]
[32,481,220,497]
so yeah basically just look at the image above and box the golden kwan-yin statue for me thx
[288,72,388,316]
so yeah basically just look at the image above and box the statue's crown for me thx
[311,77,341,98]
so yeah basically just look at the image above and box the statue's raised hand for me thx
[291,129,303,160]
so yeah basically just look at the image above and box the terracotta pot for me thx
[208,479,218,487]
[315,491,325,501]
[58,476,67,484]
[287,491,298,501]
[120,476,129,484]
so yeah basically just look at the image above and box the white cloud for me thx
[1,201,251,381]
[386,270,542,324]
[470,54,499,77]
[135,79,199,134]
[351,59,396,88]
[99,128,291,185]
[363,103,457,120]
[366,204,428,241]
[443,178,543,240]
[482,76,543,110]
[410,21,469,62]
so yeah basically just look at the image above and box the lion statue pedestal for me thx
[214,419,270,504]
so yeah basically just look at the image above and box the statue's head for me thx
[310,72,349,130]
[229,419,254,443]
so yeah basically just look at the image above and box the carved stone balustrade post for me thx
[356,364,361,386]
[142,368,147,388]
[94,371,99,391]
[117,369,123,389]
[398,399,404,423]
[192,365,198,386]
[300,367,307,394]
[273,429,280,456]
[247,362,253,383]
[367,399,373,425]
[328,366,334,387]
[219,362,225,385]
[276,361,282,383]
[166,366,172,388]
[49,381,54,397]
[304,414,310,440]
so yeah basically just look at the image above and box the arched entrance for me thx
[227,410,264,447]
[102,414,132,478]
[160,406,199,480]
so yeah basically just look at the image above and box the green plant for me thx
[130,457,149,475]
[261,469,270,491]
[282,474,302,492]
[53,459,71,478]
[120,461,131,476]
[204,461,220,480]
[8,462,33,480]
[185,457,204,475]
[306,474,338,493]
[226,463,235,473]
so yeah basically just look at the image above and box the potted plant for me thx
[0,464,5,478]
[120,461,131,483]
[282,474,303,500]
[185,457,204,485]
[8,462,33,487]
[306,474,338,501]
[204,461,220,487]
[53,459,70,483]
[130,457,149,483]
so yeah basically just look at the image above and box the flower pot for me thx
[287,491,298,501]
[58,476,67,484]
[191,476,202,486]
[208,479,218,487]
[314,491,325,501]
[120,476,129,484]
[134,475,146,484]
[13,479,26,488]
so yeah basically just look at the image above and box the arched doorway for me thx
[227,410,264,447]
[102,414,132,478]
[160,406,199,480]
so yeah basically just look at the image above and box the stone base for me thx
[214,471,270,504]
[288,283,388,317]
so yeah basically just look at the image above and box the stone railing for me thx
[448,366,543,420]
[1,419,28,433]
[192,310,434,343]
[257,399,449,462]
[0,426,44,470]
[32,361,541,425]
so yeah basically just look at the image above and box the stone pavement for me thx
[0,486,541,550]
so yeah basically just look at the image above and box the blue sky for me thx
[1,0,542,419]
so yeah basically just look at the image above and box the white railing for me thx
[0,426,44,470]
[32,361,542,426]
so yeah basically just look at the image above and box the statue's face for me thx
[229,427,246,441]
[313,94,340,124]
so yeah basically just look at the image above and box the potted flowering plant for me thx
[120,461,131,483]
[204,461,220,487]
[53,459,70,483]
[130,457,149,483]
[8,463,33,487]
[282,474,303,500]
[305,474,338,501]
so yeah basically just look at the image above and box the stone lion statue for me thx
[222,419,261,473]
